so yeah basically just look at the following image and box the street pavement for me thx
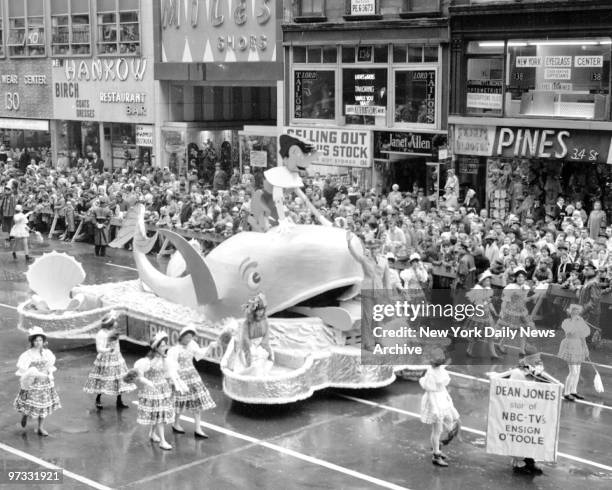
[0,239,611,489]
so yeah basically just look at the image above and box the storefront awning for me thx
[0,118,49,132]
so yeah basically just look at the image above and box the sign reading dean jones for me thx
[486,377,561,462]
[285,127,371,168]
[51,58,155,124]
[161,0,276,63]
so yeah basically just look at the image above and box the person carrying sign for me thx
[487,346,562,475]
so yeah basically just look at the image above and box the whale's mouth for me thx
[292,285,355,308]
[281,285,362,331]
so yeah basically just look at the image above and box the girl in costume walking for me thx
[167,326,216,438]
[84,312,136,409]
[558,304,592,402]
[14,327,61,436]
[10,204,32,262]
[419,348,460,467]
[496,267,535,355]
[128,332,187,451]
[465,270,500,359]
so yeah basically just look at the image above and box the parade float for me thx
[17,206,426,403]
[18,134,427,403]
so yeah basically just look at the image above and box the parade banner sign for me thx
[486,377,562,462]
[284,126,371,168]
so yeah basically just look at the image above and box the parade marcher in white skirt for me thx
[558,304,592,402]
[10,204,32,262]
[419,348,461,467]
[14,327,61,436]
[83,311,136,409]
[496,267,535,356]
[465,270,499,359]
[167,326,216,438]
[128,332,188,450]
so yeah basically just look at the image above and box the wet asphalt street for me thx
[0,239,611,490]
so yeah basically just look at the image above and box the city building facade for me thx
[155,0,283,182]
[0,0,158,169]
[282,0,450,193]
[449,0,612,218]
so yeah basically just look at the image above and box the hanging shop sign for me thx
[453,125,612,164]
[376,131,438,155]
[466,80,503,111]
[51,57,155,123]
[160,0,277,63]
[486,377,561,462]
[284,126,371,168]
[0,60,52,119]
[350,0,376,16]
[344,68,387,117]
[136,125,154,147]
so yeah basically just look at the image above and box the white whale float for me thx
[17,205,426,403]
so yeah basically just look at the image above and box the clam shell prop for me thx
[26,251,86,310]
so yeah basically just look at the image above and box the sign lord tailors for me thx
[284,127,371,168]
[486,377,561,462]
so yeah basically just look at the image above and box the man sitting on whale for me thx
[249,134,331,231]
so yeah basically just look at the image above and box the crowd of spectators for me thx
[2,145,612,305]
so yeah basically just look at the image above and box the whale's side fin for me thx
[157,229,219,304]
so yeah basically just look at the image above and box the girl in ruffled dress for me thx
[127,332,187,450]
[14,327,61,436]
[558,304,592,402]
[496,267,535,355]
[419,348,460,467]
[167,326,216,438]
[84,312,136,409]
[465,270,499,359]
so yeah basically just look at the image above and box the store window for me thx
[395,69,437,126]
[111,123,136,169]
[7,0,45,57]
[465,41,504,116]
[506,38,611,120]
[51,0,91,56]
[294,70,335,120]
[96,0,140,56]
[343,67,388,125]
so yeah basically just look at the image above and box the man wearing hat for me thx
[249,134,330,232]
[347,231,391,351]
[89,194,113,256]
[552,242,572,284]
[488,345,561,475]
[0,182,16,244]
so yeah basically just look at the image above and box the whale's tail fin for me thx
[132,204,219,308]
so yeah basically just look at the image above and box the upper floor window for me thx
[506,38,610,120]
[0,1,4,58]
[7,0,45,57]
[298,0,326,17]
[51,0,91,56]
[463,38,612,120]
[96,0,140,56]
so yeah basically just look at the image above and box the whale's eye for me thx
[247,271,261,290]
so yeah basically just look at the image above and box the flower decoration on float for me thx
[242,292,267,314]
